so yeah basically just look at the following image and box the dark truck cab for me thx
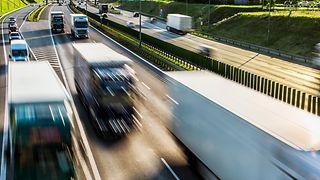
[51,11,64,33]
[74,43,137,138]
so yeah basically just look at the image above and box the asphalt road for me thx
[0,6,37,179]
[80,3,320,97]
[21,4,200,180]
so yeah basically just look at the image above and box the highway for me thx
[8,3,201,179]
[80,3,320,97]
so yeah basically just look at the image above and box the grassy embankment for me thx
[121,1,320,57]
[27,4,47,21]
[0,0,28,15]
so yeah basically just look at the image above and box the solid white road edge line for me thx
[160,157,180,180]
[49,5,101,180]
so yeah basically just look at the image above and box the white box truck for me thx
[73,43,137,137]
[70,14,89,38]
[9,40,30,61]
[166,14,192,35]
[165,70,320,179]
[8,61,76,179]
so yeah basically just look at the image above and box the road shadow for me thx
[0,64,7,76]
[21,29,51,39]
[71,94,128,148]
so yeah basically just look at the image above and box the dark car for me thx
[133,12,140,18]
[9,24,18,33]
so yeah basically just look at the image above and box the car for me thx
[9,23,18,33]
[127,21,135,28]
[133,12,139,18]
[198,44,214,57]
[8,17,16,28]
[9,32,21,42]
[150,17,157,23]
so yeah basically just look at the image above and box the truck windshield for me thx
[53,17,63,22]
[12,49,27,57]
[75,21,88,28]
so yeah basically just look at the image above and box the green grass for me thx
[0,0,28,15]
[200,11,320,57]
[27,4,46,21]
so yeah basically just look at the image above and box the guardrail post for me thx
[250,74,254,89]
[245,72,249,87]
[264,79,268,94]
[283,86,287,102]
[301,93,306,110]
[312,96,316,114]
[307,95,312,112]
[292,89,296,106]
[267,80,271,95]
[296,91,301,108]
[287,88,292,104]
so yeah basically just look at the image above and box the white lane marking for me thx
[0,6,30,179]
[161,158,180,180]
[141,81,151,90]
[166,94,179,105]
[92,40,96,43]
[133,106,142,119]
[19,7,37,61]
[49,5,101,180]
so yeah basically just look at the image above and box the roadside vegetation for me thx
[120,1,320,57]
[28,4,47,21]
[0,0,28,15]
[201,11,320,56]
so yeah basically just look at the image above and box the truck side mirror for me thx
[9,54,11,59]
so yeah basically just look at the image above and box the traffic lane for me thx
[56,5,201,180]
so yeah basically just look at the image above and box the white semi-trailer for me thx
[166,14,192,35]
[8,61,76,179]
[166,70,320,179]
[70,14,89,38]
[73,43,136,137]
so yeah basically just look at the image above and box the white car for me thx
[9,39,30,61]
[9,32,21,42]
[127,21,135,28]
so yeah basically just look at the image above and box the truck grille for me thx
[77,30,87,35]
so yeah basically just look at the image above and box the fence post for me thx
[292,89,296,106]
[263,79,267,94]
[271,81,275,97]
[287,88,292,104]
[257,76,260,91]
[301,93,306,110]
[267,80,271,95]
[307,95,312,112]
[283,86,287,102]
[279,84,283,100]
[318,97,320,116]
[275,83,279,99]
[312,96,316,114]
[296,91,301,108]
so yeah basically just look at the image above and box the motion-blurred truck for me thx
[166,14,192,35]
[99,3,108,14]
[166,70,320,179]
[51,11,64,33]
[73,43,137,137]
[8,61,76,179]
[70,14,89,38]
